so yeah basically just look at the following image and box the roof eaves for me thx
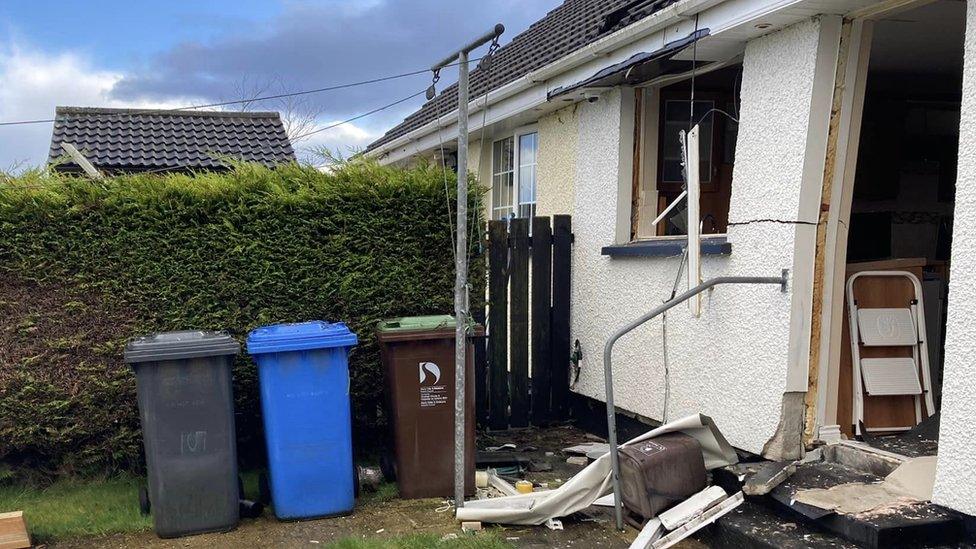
[366,0,692,159]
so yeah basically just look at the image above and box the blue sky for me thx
[0,0,559,170]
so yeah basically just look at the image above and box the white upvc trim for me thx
[367,0,867,166]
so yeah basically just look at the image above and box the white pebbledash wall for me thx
[933,1,976,516]
[538,17,833,455]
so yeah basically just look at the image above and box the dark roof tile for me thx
[367,0,675,152]
[48,107,296,173]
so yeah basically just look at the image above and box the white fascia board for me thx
[368,0,824,165]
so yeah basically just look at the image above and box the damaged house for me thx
[367,0,976,539]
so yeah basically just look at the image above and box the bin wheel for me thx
[380,452,396,483]
[258,472,271,505]
[138,486,151,516]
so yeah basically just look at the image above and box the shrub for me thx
[0,161,485,476]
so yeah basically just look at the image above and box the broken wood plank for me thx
[653,492,744,549]
[629,517,663,549]
[658,485,727,530]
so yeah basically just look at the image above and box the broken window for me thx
[632,65,741,239]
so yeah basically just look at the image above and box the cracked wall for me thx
[562,17,831,456]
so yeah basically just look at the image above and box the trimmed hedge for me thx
[0,161,485,476]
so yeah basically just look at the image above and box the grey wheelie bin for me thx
[125,331,241,538]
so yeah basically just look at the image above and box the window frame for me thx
[632,83,738,241]
[490,125,539,221]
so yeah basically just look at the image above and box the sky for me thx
[0,0,560,170]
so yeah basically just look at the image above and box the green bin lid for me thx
[124,330,240,364]
[376,315,456,333]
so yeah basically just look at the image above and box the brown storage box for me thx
[376,318,483,499]
[618,433,707,521]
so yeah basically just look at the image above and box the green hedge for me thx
[0,161,485,476]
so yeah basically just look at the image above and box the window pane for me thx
[492,137,515,220]
[517,132,538,218]
[519,132,537,167]
[492,172,514,220]
[661,100,713,183]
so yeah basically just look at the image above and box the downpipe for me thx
[604,270,789,530]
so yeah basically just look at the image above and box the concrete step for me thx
[700,499,859,549]
[768,461,967,548]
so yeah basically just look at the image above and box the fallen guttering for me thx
[548,28,710,99]
[603,272,789,530]
[365,0,724,160]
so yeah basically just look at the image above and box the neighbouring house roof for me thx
[366,0,677,153]
[48,107,296,174]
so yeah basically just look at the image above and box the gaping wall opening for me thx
[833,0,965,451]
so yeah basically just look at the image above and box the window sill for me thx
[601,236,731,258]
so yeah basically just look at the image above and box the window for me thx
[492,130,538,220]
[633,65,741,239]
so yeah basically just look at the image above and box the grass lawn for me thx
[0,475,151,543]
[0,474,514,548]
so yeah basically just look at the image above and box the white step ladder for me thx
[846,271,935,436]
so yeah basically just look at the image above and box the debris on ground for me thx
[742,461,797,496]
[793,456,936,515]
[457,414,737,526]
[567,456,589,467]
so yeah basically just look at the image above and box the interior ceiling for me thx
[869,0,966,76]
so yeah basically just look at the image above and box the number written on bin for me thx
[181,430,207,454]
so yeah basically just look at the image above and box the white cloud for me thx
[0,41,202,171]
[0,38,399,172]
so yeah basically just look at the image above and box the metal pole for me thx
[453,48,470,510]
[432,23,504,510]
[604,272,789,530]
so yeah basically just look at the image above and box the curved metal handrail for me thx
[604,271,789,530]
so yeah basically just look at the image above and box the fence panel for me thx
[508,218,531,428]
[482,216,572,429]
[531,217,553,425]
[487,221,510,430]
[551,215,573,417]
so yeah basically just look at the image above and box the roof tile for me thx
[48,107,296,173]
[367,0,675,152]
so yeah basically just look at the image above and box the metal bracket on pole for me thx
[429,22,505,510]
[603,272,789,530]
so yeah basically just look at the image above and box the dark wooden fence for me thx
[475,215,572,429]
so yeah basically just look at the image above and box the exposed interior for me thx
[836,0,965,454]
[634,65,743,239]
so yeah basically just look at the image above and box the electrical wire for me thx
[299,89,426,138]
[0,55,491,127]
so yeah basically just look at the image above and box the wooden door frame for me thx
[807,0,941,442]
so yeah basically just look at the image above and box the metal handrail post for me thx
[604,272,788,530]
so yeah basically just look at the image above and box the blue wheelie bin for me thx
[246,321,358,520]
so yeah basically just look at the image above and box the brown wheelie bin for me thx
[376,315,484,499]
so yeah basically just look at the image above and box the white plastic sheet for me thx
[456,414,738,525]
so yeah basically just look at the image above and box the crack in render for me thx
[727,218,820,227]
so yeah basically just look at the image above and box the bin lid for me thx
[376,315,457,333]
[124,330,240,364]
[246,321,358,354]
